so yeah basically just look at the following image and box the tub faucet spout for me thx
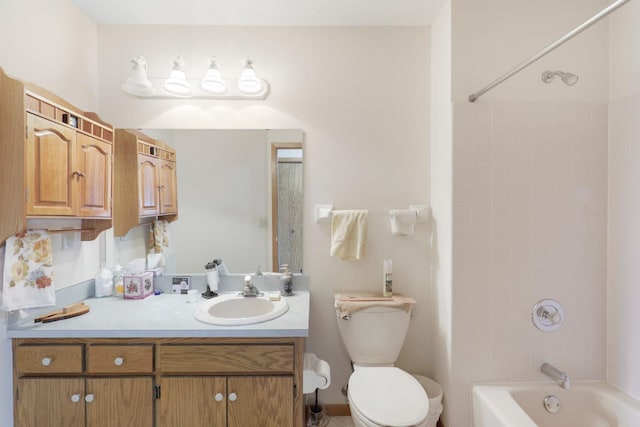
[541,362,570,389]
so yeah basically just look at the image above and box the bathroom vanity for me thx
[9,291,310,427]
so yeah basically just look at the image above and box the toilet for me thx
[335,293,429,427]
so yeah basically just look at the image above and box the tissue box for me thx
[123,272,154,299]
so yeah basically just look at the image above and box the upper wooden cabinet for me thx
[0,67,114,244]
[114,129,178,237]
[25,115,112,218]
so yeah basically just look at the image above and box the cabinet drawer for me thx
[16,345,83,374]
[87,345,153,373]
[158,345,293,374]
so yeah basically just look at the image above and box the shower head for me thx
[542,70,579,86]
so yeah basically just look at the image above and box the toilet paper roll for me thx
[303,352,331,394]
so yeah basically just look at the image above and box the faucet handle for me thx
[244,275,253,285]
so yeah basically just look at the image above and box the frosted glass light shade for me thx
[237,60,263,94]
[162,56,192,96]
[201,59,227,94]
[122,56,154,96]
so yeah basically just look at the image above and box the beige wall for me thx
[608,0,640,400]
[429,1,454,426]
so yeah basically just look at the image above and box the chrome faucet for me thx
[541,362,570,389]
[240,275,262,297]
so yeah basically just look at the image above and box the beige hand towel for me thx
[334,292,416,318]
[1,230,56,311]
[330,210,368,261]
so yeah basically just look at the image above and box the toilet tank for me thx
[336,305,412,365]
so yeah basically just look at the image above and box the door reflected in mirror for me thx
[141,129,303,274]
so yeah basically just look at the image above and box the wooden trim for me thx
[324,404,351,417]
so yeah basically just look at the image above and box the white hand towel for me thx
[1,230,56,311]
[330,210,368,261]
[390,209,417,235]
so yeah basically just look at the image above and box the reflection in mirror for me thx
[141,129,303,275]
[272,144,303,273]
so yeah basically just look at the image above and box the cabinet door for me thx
[25,114,76,216]
[16,377,84,427]
[157,377,227,427]
[76,133,112,218]
[158,160,177,214]
[228,376,294,427]
[138,154,159,216]
[85,377,153,427]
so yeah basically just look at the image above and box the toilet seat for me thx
[348,367,429,426]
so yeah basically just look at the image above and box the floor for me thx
[326,416,355,427]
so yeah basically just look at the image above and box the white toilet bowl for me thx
[347,366,429,427]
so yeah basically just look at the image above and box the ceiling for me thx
[72,0,441,26]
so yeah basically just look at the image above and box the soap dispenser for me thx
[280,264,293,296]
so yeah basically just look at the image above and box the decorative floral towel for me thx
[1,230,56,311]
[153,220,172,256]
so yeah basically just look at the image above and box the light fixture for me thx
[200,57,227,94]
[122,56,269,99]
[121,56,154,96]
[237,58,264,95]
[162,56,193,96]
[541,70,579,86]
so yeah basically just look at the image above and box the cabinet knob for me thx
[70,394,81,403]
[85,394,94,403]
[228,392,237,402]
[73,170,86,178]
[114,357,124,366]
[41,357,52,366]
[214,393,224,402]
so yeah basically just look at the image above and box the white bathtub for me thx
[472,382,640,427]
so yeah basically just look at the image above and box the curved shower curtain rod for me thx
[468,0,632,103]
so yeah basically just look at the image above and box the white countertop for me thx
[7,291,310,339]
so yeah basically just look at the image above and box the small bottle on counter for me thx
[113,261,125,296]
[280,264,293,296]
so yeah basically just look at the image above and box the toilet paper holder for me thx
[303,353,331,394]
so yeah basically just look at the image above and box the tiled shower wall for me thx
[449,101,608,426]
[608,92,640,399]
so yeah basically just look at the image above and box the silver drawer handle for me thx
[114,357,124,366]
[215,393,224,402]
[71,394,81,403]
[41,357,52,366]
[228,392,237,402]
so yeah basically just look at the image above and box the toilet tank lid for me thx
[334,292,415,317]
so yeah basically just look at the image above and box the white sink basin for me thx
[193,293,289,326]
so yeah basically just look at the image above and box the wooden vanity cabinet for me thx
[0,67,114,243]
[114,129,178,236]
[13,337,304,427]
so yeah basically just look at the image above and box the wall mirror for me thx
[142,129,303,275]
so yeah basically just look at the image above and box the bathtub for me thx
[472,382,640,427]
